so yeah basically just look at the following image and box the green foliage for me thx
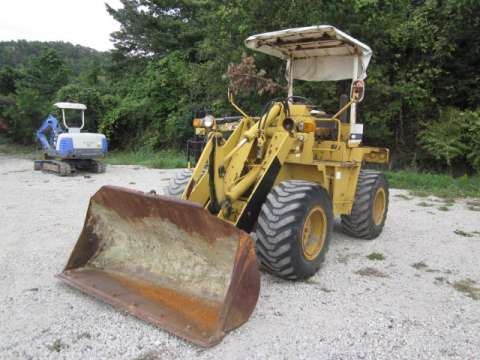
[55,84,109,131]
[386,170,480,198]
[0,42,110,144]
[367,252,385,261]
[0,66,19,94]
[21,49,68,96]
[419,108,480,171]
[0,40,107,76]
[1,0,480,173]
[100,52,194,149]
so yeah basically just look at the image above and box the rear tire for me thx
[341,170,389,239]
[255,180,333,280]
[165,169,193,197]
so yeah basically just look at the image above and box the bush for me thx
[419,108,480,172]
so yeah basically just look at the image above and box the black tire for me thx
[165,169,193,198]
[341,170,389,239]
[255,180,333,280]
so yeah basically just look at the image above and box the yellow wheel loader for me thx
[58,25,389,347]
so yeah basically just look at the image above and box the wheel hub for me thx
[372,188,386,225]
[301,206,327,261]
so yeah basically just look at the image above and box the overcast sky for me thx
[0,0,123,51]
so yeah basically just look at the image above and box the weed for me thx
[411,261,428,270]
[48,339,68,352]
[454,229,474,237]
[410,190,430,198]
[468,206,480,212]
[77,332,91,340]
[133,353,161,360]
[366,252,385,261]
[337,255,350,264]
[320,287,334,293]
[416,201,434,207]
[452,279,480,300]
[394,194,412,200]
[438,206,450,211]
[354,267,389,278]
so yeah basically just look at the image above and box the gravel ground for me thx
[1,155,479,360]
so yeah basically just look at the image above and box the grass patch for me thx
[452,279,480,300]
[105,149,187,169]
[438,206,450,211]
[366,252,385,261]
[386,170,480,199]
[0,135,38,157]
[354,267,388,278]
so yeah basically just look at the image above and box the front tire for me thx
[341,170,389,239]
[255,180,333,280]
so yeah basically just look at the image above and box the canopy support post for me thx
[287,56,294,98]
[350,55,359,126]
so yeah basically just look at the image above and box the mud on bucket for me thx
[58,185,260,347]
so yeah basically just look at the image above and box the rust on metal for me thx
[58,185,260,347]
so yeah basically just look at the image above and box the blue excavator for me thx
[34,102,108,176]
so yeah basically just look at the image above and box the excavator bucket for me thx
[58,185,260,347]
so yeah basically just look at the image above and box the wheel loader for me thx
[58,25,389,347]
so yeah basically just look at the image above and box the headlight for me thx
[202,114,215,128]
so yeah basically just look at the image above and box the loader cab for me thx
[245,25,372,147]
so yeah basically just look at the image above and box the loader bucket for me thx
[58,185,260,347]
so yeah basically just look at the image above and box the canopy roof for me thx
[54,102,87,110]
[245,25,372,81]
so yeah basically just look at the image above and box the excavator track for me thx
[34,160,74,176]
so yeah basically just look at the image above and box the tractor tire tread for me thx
[341,170,389,239]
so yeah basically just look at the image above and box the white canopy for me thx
[245,25,372,81]
[54,102,87,110]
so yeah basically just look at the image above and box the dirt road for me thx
[1,155,479,359]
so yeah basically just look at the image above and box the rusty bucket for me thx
[58,186,260,347]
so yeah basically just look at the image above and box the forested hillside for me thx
[1,0,479,173]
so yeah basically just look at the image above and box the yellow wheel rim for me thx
[372,187,386,225]
[301,207,327,261]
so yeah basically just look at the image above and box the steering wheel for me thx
[286,96,314,105]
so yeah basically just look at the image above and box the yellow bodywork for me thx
[183,100,389,233]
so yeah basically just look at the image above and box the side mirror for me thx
[350,79,365,103]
